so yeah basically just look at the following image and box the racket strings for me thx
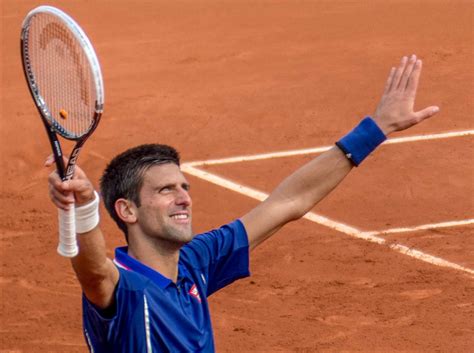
[26,13,96,138]
[40,22,89,105]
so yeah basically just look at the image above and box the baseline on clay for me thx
[182,130,474,277]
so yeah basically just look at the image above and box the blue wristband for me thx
[336,117,386,166]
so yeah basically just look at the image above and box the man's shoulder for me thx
[180,219,248,268]
[114,264,151,291]
[182,219,244,249]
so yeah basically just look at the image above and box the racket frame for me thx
[20,6,104,257]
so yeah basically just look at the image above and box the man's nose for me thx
[175,188,192,206]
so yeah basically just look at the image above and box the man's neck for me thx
[127,236,182,283]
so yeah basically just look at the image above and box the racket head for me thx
[21,6,104,140]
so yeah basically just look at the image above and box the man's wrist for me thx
[371,114,391,136]
[335,117,387,166]
[75,191,100,234]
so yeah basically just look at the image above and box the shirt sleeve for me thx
[82,268,147,351]
[181,219,250,296]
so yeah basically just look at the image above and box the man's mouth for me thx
[170,212,190,222]
[171,214,189,220]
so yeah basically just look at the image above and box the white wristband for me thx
[75,191,100,234]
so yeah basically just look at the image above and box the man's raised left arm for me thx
[241,55,440,250]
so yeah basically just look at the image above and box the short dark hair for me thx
[100,144,180,240]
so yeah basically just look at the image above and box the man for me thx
[47,55,439,352]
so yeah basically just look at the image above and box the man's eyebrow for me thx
[153,181,190,189]
[151,182,174,189]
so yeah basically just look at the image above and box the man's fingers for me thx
[50,186,74,204]
[406,59,422,96]
[44,154,87,181]
[383,67,396,95]
[390,56,408,91]
[44,154,55,167]
[399,54,417,90]
[48,173,73,198]
[66,179,91,193]
[48,171,65,190]
[414,106,440,123]
[72,165,87,180]
[49,183,74,210]
[46,156,94,209]
[48,178,94,208]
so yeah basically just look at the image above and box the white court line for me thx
[184,129,474,167]
[384,130,474,145]
[181,165,269,202]
[182,165,474,277]
[182,164,383,243]
[185,145,333,167]
[389,244,474,276]
[364,219,474,236]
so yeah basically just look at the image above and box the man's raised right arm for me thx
[46,156,119,309]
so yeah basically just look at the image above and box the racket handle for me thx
[57,207,79,257]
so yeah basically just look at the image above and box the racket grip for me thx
[57,207,79,257]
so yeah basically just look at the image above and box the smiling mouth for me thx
[171,214,189,220]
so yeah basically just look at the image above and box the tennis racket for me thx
[21,6,104,257]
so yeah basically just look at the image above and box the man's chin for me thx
[170,227,194,245]
[183,231,195,244]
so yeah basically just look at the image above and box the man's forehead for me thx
[142,163,187,185]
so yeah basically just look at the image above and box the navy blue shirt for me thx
[82,220,250,353]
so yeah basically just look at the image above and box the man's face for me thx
[134,163,193,245]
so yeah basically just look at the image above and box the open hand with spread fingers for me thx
[373,55,440,136]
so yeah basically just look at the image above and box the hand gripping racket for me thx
[21,6,104,257]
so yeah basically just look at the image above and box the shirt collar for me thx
[114,246,191,288]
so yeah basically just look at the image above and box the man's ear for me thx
[115,198,138,224]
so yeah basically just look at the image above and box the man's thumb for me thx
[415,106,440,122]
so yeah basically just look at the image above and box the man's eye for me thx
[160,187,172,193]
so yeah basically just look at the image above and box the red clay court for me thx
[1,1,473,352]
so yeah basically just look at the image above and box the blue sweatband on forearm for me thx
[335,117,387,166]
